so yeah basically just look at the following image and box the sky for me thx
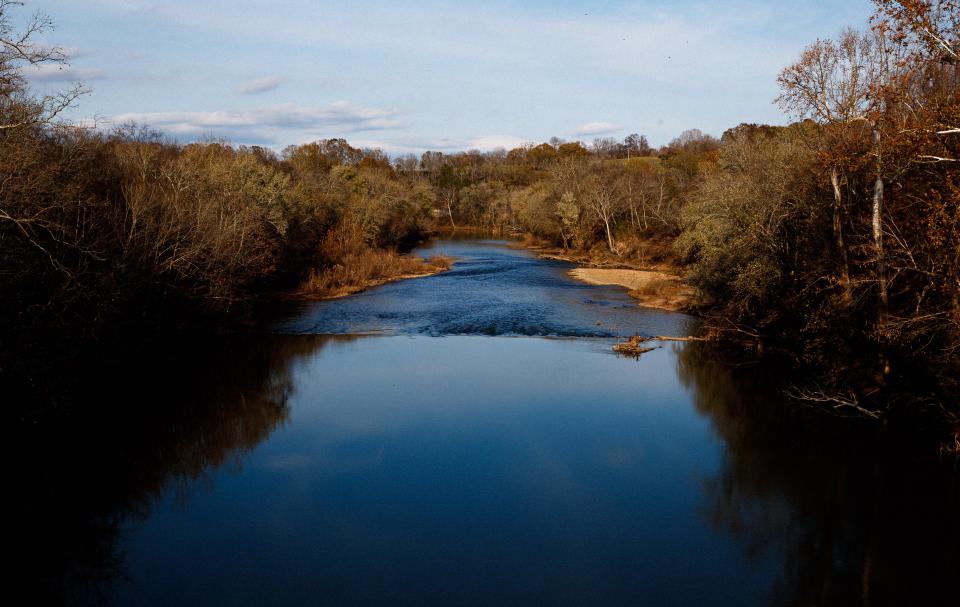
[23,0,875,154]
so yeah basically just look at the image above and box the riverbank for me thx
[514,236,696,312]
[569,268,695,312]
[291,251,453,300]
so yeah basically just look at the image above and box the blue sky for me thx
[26,0,874,153]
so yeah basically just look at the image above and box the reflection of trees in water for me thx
[676,344,960,607]
[9,335,355,606]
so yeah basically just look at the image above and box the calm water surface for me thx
[13,238,958,606]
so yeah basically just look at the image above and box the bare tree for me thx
[584,169,623,254]
[591,137,618,159]
[0,0,88,130]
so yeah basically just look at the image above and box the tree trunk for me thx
[872,129,887,311]
[445,200,456,230]
[655,180,667,226]
[872,126,890,382]
[830,166,853,304]
[602,212,616,254]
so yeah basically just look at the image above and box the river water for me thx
[12,238,958,606]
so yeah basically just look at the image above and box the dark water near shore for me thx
[11,238,959,606]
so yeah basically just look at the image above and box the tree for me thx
[551,157,591,249]
[526,143,559,167]
[873,0,959,66]
[1,0,97,314]
[778,28,902,308]
[624,133,651,157]
[677,129,817,337]
[584,166,623,254]
[869,0,960,365]
[0,0,87,130]
[557,141,590,158]
[591,137,618,158]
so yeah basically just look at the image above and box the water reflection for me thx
[8,335,356,606]
[9,335,959,606]
[678,345,960,607]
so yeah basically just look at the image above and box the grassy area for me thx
[294,251,453,299]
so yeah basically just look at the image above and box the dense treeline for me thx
[681,1,960,422]
[393,129,717,257]
[1,126,440,338]
[3,1,960,426]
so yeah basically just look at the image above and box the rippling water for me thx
[278,238,695,337]
[11,238,958,607]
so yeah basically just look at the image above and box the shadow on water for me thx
[10,336,958,607]
[8,236,959,606]
[677,345,960,607]
[6,335,359,606]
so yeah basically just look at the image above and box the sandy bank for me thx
[569,268,695,312]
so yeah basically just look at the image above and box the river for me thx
[11,238,958,606]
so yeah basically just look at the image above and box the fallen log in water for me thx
[612,334,707,357]
[612,336,657,357]
[613,345,656,357]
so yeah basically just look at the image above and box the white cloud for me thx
[350,137,461,155]
[62,1,879,147]
[349,134,529,155]
[466,135,530,152]
[573,121,620,137]
[106,101,402,145]
[237,75,286,95]
[97,2,801,88]
[28,64,106,82]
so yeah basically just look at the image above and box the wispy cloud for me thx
[351,137,460,155]
[467,135,529,151]
[28,64,106,82]
[107,101,402,145]
[573,121,620,137]
[61,47,97,60]
[99,1,802,87]
[352,134,529,155]
[237,75,286,95]
[58,1,876,147]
